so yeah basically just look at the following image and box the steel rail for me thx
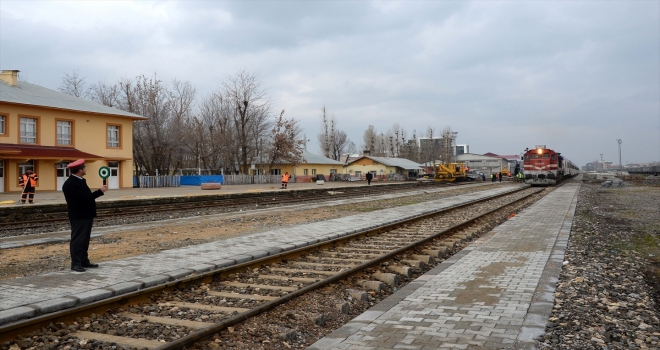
[155,187,542,350]
[0,182,449,231]
[0,185,536,345]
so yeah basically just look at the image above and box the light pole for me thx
[616,139,622,175]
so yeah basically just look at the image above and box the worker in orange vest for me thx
[19,169,39,204]
[281,172,291,189]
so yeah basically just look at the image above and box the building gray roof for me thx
[302,150,345,165]
[251,150,345,165]
[0,80,146,119]
[349,156,423,170]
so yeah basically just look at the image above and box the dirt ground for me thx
[0,208,348,281]
[1,191,446,280]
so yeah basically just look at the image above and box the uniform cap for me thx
[67,159,85,168]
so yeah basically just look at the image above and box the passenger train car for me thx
[522,145,579,186]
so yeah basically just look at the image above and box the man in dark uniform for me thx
[365,172,373,185]
[62,159,108,272]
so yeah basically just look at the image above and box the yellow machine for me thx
[434,163,468,182]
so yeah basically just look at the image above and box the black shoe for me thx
[82,263,99,268]
[71,265,86,272]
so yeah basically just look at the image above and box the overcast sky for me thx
[1,0,659,166]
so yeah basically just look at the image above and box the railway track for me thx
[0,182,481,237]
[0,185,548,349]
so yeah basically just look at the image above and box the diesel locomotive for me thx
[522,145,579,186]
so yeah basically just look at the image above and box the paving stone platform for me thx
[0,184,520,326]
[309,183,580,350]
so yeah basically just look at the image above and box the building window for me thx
[329,169,336,174]
[0,115,5,135]
[57,120,72,145]
[312,169,316,175]
[20,117,37,143]
[270,169,281,175]
[303,169,308,175]
[107,125,120,148]
[18,161,35,184]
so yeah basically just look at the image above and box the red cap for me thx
[67,159,85,168]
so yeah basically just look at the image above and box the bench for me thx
[201,183,222,190]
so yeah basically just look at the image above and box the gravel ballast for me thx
[540,181,660,349]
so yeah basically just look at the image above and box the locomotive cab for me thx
[522,145,576,186]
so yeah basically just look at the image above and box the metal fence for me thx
[135,176,181,188]
[222,174,282,185]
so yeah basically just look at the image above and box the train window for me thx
[524,155,529,161]
[532,154,539,159]
[542,154,549,159]
[551,154,557,160]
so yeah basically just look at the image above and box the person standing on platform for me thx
[18,169,38,204]
[365,172,373,185]
[62,159,108,272]
[490,173,495,182]
[281,172,291,189]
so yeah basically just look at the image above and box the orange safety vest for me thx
[20,173,38,187]
[281,174,291,183]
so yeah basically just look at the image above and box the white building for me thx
[456,153,509,176]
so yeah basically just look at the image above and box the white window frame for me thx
[312,169,317,175]
[107,125,120,148]
[19,161,35,180]
[0,115,5,134]
[57,120,72,145]
[20,117,37,143]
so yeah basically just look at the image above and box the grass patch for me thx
[630,233,660,260]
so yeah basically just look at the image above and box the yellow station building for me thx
[0,70,146,192]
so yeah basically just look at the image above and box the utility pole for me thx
[616,139,622,176]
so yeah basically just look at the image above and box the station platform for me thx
[0,180,399,206]
[310,183,579,350]
[0,183,516,324]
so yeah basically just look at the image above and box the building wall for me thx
[345,158,397,176]
[1,103,135,191]
[253,164,343,178]
[456,154,508,176]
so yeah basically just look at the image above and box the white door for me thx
[56,163,70,191]
[0,160,4,192]
[108,161,119,189]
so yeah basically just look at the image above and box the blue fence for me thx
[180,175,224,186]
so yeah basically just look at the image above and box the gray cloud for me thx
[1,0,658,166]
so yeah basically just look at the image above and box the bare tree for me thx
[223,70,271,174]
[58,69,88,98]
[318,106,353,161]
[193,91,238,174]
[439,126,457,163]
[363,125,377,155]
[318,106,332,157]
[114,74,196,176]
[268,110,304,171]
[398,129,419,162]
[88,81,119,107]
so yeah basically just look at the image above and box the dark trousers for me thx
[70,219,94,267]
[21,185,35,203]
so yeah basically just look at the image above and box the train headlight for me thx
[537,149,543,154]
